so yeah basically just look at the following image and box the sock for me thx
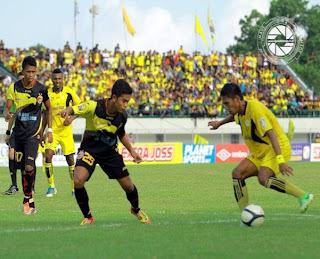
[265,176,305,198]
[45,162,55,187]
[42,156,46,173]
[233,179,248,211]
[9,159,17,186]
[69,164,75,192]
[126,185,139,213]
[22,170,34,198]
[75,187,92,218]
[32,167,36,192]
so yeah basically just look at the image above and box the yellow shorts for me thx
[247,144,291,175]
[38,141,45,153]
[45,133,76,156]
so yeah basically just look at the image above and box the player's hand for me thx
[131,150,142,164]
[5,113,13,122]
[208,120,220,130]
[60,109,67,118]
[47,131,53,143]
[63,116,73,126]
[5,134,10,145]
[279,163,293,176]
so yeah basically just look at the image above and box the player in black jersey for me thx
[61,79,151,225]
[3,56,53,215]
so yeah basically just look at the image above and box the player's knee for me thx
[258,175,268,186]
[25,165,34,172]
[74,175,85,188]
[232,168,245,180]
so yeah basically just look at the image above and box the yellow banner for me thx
[118,142,183,164]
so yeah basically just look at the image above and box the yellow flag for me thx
[207,7,216,45]
[195,15,208,47]
[194,134,209,144]
[122,4,136,36]
[287,119,295,141]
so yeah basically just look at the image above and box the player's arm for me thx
[3,99,13,122]
[44,99,53,143]
[265,129,293,176]
[63,90,80,125]
[60,106,75,118]
[208,114,234,130]
[5,115,15,145]
[119,133,142,164]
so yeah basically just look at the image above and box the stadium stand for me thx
[0,42,319,118]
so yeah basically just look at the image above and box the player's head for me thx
[220,83,244,115]
[111,79,132,113]
[22,56,37,84]
[17,71,24,81]
[51,68,63,89]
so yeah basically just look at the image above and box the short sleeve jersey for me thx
[7,79,49,140]
[49,87,81,134]
[234,99,289,158]
[73,99,127,152]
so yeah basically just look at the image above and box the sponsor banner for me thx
[118,143,183,164]
[0,143,81,167]
[290,143,311,162]
[311,143,320,162]
[215,144,249,163]
[183,144,215,164]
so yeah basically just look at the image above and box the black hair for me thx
[22,56,37,69]
[52,68,63,74]
[220,83,244,100]
[17,71,24,77]
[111,79,132,97]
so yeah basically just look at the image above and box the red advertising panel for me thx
[215,144,249,163]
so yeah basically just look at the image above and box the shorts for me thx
[247,144,292,175]
[15,136,40,170]
[76,147,129,180]
[9,131,15,149]
[45,133,76,155]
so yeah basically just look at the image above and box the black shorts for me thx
[9,132,15,149]
[76,147,129,180]
[14,136,40,170]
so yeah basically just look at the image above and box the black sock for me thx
[32,167,36,191]
[75,187,92,218]
[9,159,17,186]
[23,170,34,197]
[126,185,139,213]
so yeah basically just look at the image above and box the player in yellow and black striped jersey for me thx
[3,56,53,215]
[44,68,81,197]
[208,83,313,216]
[61,79,151,225]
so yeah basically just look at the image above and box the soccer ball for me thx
[241,204,265,227]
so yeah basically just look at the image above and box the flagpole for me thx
[195,14,198,52]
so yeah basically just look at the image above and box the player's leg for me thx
[6,146,19,195]
[21,138,39,214]
[61,134,76,196]
[74,150,96,225]
[232,158,259,211]
[66,154,75,196]
[259,148,313,213]
[116,175,151,224]
[44,136,59,197]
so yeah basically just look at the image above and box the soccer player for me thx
[3,56,53,215]
[60,79,151,225]
[5,72,24,195]
[44,68,81,197]
[208,83,313,214]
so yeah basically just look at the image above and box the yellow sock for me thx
[69,164,75,192]
[45,162,55,188]
[233,179,248,211]
[265,177,305,198]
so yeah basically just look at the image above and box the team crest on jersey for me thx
[77,150,84,160]
[37,94,43,105]
[78,104,86,111]
[245,120,250,127]
[259,117,268,129]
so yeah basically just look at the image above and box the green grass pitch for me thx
[0,162,319,258]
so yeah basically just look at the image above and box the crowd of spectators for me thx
[0,40,318,118]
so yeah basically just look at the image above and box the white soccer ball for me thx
[241,204,265,227]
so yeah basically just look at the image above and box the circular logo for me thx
[257,17,304,65]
